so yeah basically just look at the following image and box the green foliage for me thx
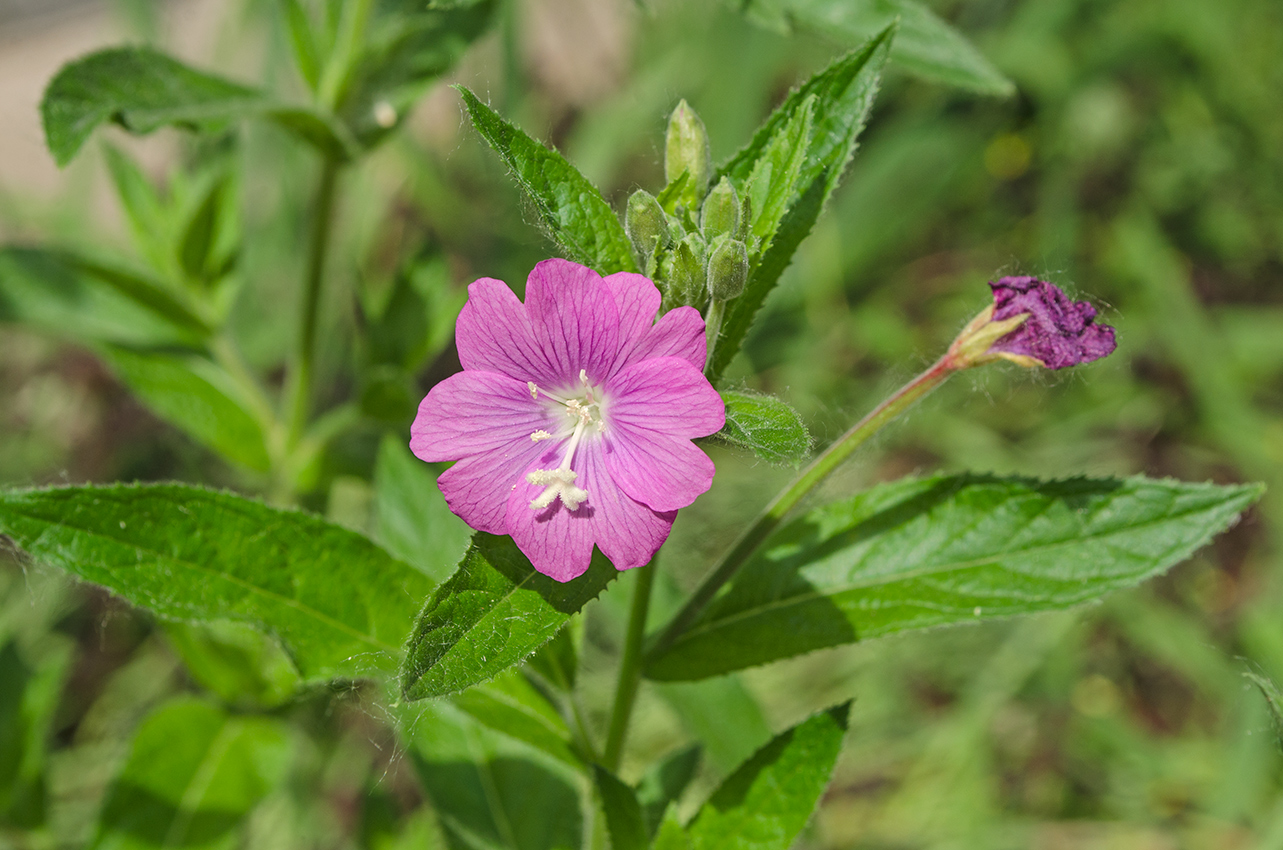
[656,676,772,773]
[593,766,648,850]
[162,621,300,709]
[709,28,892,381]
[637,745,701,837]
[403,701,583,850]
[0,639,70,828]
[1246,672,1283,748]
[456,86,639,276]
[685,703,850,850]
[92,696,292,849]
[743,97,813,248]
[525,625,578,693]
[451,671,582,768]
[0,484,433,681]
[647,475,1264,680]
[730,0,1014,96]
[102,348,271,472]
[401,534,617,700]
[372,435,472,582]
[712,390,812,465]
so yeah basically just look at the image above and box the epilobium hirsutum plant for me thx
[0,6,1263,849]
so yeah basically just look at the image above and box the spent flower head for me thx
[949,275,1117,370]
[411,259,725,582]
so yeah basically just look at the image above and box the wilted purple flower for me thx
[985,276,1116,368]
[411,259,725,582]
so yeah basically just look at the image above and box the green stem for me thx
[646,355,957,661]
[703,299,726,373]
[284,156,341,450]
[603,561,656,771]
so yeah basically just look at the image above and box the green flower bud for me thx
[706,236,748,302]
[665,100,711,207]
[701,177,740,240]
[625,189,670,263]
[665,233,706,308]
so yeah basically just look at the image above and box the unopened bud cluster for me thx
[625,101,752,314]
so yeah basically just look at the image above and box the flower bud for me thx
[665,100,711,208]
[706,236,748,302]
[701,177,740,240]
[625,189,670,263]
[664,233,706,308]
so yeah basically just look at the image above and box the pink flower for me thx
[986,276,1116,369]
[410,259,726,582]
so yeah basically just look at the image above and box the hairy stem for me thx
[647,355,956,661]
[703,299,726,373]
[284,156,340,454]
[603,561,656,771]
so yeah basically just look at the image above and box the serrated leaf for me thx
[646,475,1264,681]
[457,86,638,275]
[402,700,583,850]
[744,97,813,249]
[92,696,292,849]
[0,483,435,681]
[731,0,1014,96]
[0,248,209,347]
[685,703,850,850]
[103,347,270,472]
[373,435,472,582]
[593,766,647,850]
[451,671,581,769]
[41,47,352,166]
[709,28,892,382]
[401,533,618,700]
[712,390,811,466]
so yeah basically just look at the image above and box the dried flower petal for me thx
[986,276,1116,369]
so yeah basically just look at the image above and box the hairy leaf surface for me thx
[0,484,433,681]
[647,475,1263,680]
[712,390,812,466]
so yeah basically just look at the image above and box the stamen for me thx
[526,417,591,511]
[530,430,553,441]
[528,381,538,400]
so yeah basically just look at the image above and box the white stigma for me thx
[524,371,604,512]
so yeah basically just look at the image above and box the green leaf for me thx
[656,676,772,773]
[744,97,813,249]
[373,435,472,582]
[178,169,234,284]
[593,766,647,850]
[41,47,352,165]
[102,347,271,472]
[451,671,581,768]
[457,86,638,275]
[0,483,435,681]
[709,28,893,381]
[0,248,208,347]
[730,0,1014,96]
[280,0,322,90]
[402,700,582,850]
[0,639,72,828]
[1246,672,1283,748]
[685,703,850,850]
[712,390,812,466]
[525,623,578,692]
[162,621,300,709]
[637,745,701,837]
[102,144,171,272]
[646,475,1265,681]
[401,533,618,700]
[92,696,292,849]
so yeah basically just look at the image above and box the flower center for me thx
[525,370,605,511]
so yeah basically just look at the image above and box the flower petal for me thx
[410,371,550,461]
[628,306,706,372]
[525,259,621,386]
[455,278,560,385]
[440,439,557,535]
[987,276,1117,369]
[602,272,662,375]
[505,444,673,579]
[601,425,715,512]
[606,356,726,438]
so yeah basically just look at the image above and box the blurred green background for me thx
[2,0,1281,847]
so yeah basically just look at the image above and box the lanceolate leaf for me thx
[450,671,581,768]
[709,28,892,381]
[457,87,638,276]
[646,475,1263,681]
[102,348,271,472]
[712,390,812,466]
[401,533,617,700]
[92,696,292,849]
[41,47,352,166]
[685,703,850,850]
[373,435,472,582]
[593,766,648,850]
[0,484,434,681]
[730,0,1014,97]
